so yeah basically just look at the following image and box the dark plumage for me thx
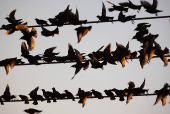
[19,95,29,104]
[64,90,75,101]
[41,26,59,37]
[118,11,136,24]
[107,1,128,12]
[141,0,162,16]
[104,89,116,100]
[35,18,48,25]
[91,89,104,99]
[24,108,42,114]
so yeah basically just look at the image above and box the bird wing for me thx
[44,47,56,56]
[21,42,29,55]
[140,78,145,89]
[3,84,11,96]
[154,94,162,105]
[152,0,158,9]
[15,24,29,35]
[160,56,168,66]
[31,28,37,38]
[161,95,167,106]
[72,67,82,79]
[140,1,152,9]
[102,2,106,17]
[82,28,90,37]
[97,46,104,52]
[83,60,89,70]
[5,28,16,35]
[9,61,16,69]
[9,9,16,19]
[119,2,129,7]
[118,11,125,20]
[107,1,113,5]
[68,43,75,57]
[27,37,35,51]
[120,57,125,68]
[126,93,133,104]
[82,96,87,107]
[75,49,83,63]
[77,31,83,43]
[5,64,10,74]
[75,8,79,21]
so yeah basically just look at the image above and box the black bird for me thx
[16,24,37,51]
[107,1,128,12]
[89,54,104,69]
[132,29,149,43]
[48,18,64,27]
[41,26,59,37]
[138,49,148,69]
[154,83,170,106]
[19,95,29,104]
[0,97,4,105]
[21,42,29,58]
[88,46,104,60]
[119,0,142,12]
[0,57,17,75]
[118,11,136,24]
[91,89,104,99]
[71,49,89,79]
[29,86,40,105]
[97,2,114,22]
[52,87,62,99]
[134,23,151,31]
[24,108,42,114]
[112,88,125,101]
[35,18,48,25]
[64,90,75,101]
[104,89,116,100]
[75,26,92,43]
[42,89,55,103]
[141,0,162,16]
[1,84,16,102]
[43,46,59,58]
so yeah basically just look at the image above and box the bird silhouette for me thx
[112,88,125,101]
[19,95,29,104]
[71,49,89,79]
[97,2,114,22]
[138,49,148,69]
[42,89,56,103]
[64,90,75,101]
[134,23,151,31]
[103,43,112,64]
[124,81,135,104]
[0,57,17,75]
[41,26,59,37]
[119,0,142,12]
[141,0,162,16]
[75,26,92,43]
[89,54,104,69]
[52,87,64,99]
[88,45,104,60]
[104,89,116,100]
[91,89,104,99]
[29,86,40,105]
[118,11,136,24]
[107,1,128,12]
[24,108,42,114]
[154,83,170,106]
[1,84,16,102]
[16,24,37,51]
[35,18,48,25]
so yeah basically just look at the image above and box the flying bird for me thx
[97,2,114,22]
[75,26,92,43]
[19,95,29,104]
[35,18,48,25]
[24,108,42,114]
[107,1,128,12]
[141,0,162,16]
[41,26,59,37]
[118,11,136,24]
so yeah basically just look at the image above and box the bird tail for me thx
[53,27,59,34]
[24,100,29,104]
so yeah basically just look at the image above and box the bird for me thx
[43,46,59,58]
[118,11,136,24]
[19,95,29,104]
[21,42,30,58]
[103,43,112,64]
[88,45,104,60]
[154,83,170,106]
[107,1,129,12]
[0,57,17,75]
[75,26,92,43]
[91,89,104,99]
[71,49,89,79]
[16,24,37,51]
[104,89,116,100]
[119,0,142,12]
[64,90,75,101]
[89,54,104,69]
[141,0,162,16]
[112,88,125,101]
[29,86,40,105]
[124,81,135,104]
[24,108,42,114]
[52,87,63,99]
[97,2,114,22]
[138,49,149,69]
[42,89,56,103]
[134,23,151,31]
[1,84,16,102]
[41,26,59,37]
[154,41,169,66]
[35,18,48,25]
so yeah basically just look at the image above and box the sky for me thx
[0,0,170,114]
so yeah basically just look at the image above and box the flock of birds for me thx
[0,0,169,113]
[0,79,170,109]
[0,0,169,79]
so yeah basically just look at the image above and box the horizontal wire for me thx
[2,93,157,103]
[0,55,169,67]
[0,15,170,30]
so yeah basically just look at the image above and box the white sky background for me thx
[0,0,170,114]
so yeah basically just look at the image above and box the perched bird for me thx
[48,18,64,27]
[97,2,114,22]
[35,18,48,25]
[24,108,42,114]
[88,45,104,60]
[69,8,87,25]
[141,0,162,16]
[52,87,62,99]
[41,26,59,37]
[124,81,135,104]
[138,49,148,69]
[29,86,40,105]
[154,41,169,66]
[42,89,56,103]
[0,57,17,75]
[118,11,136,24]
[154,83,170,106]
[119,0,142,12]
[43,46,59,58]
[1,84,16,102]
[91,89,104,99]
[107,1,128,12]
[104,89,116,100]
[75,26,92,43]
[112,88,125,101]
[16,24,37,51]
[19,95,29,104]
[64,90,75,101]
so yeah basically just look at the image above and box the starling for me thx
[24,108,42,114]
[19,95,29,104]
[64,90,75,101]
[41,26,59,37]
[107,1,129,12]
[91,89,104,99]
[35,18,48,25]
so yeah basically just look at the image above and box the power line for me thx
[0,15,170,30]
